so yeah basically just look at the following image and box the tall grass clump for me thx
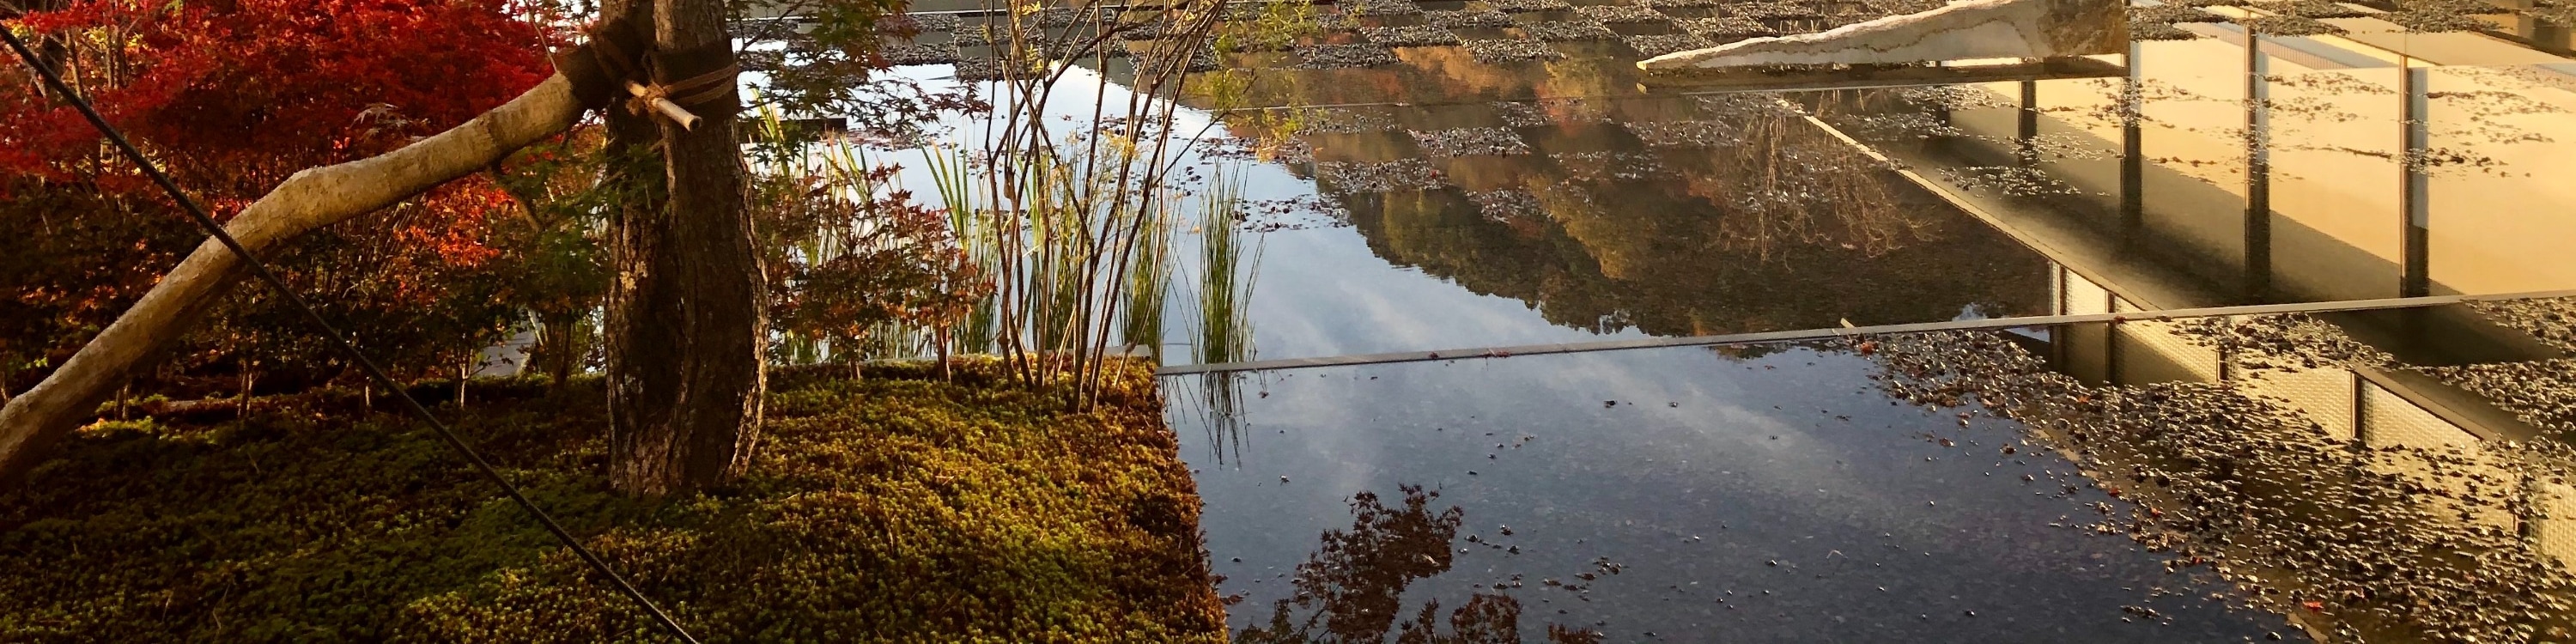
[756,0,1314,402]
[933,0,1246,404]
[1186,167,1261,465]
[1191,167,1260,368]
[1121,207,1176,362]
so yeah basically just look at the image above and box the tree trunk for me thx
[457,356,470,410]
[601,0,767,496]
[0,75,586,486]
[537,309,584,386]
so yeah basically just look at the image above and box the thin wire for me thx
[0,27,702,644]
[1153,289,2576,375]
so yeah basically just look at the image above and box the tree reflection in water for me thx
[1680,93,1935,263]
[1236,484,1602,644]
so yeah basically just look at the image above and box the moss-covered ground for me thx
[0,359,1225,643]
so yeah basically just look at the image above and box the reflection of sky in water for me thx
[819,64,1662,363]
[1180,344,2294,641]
[1242,224,1654,361]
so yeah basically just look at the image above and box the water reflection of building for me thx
[1825,35,2576,309]
[1869,306,2576,641]
[1145,15,2071,337]
[1792,30,2576,628]
[2019,307,2576,640]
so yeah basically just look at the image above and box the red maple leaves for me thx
[4,0,558,196]
[0,1,569,384]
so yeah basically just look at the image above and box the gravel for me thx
[1894,85,2022,111]
[2244,14,2346,35]
[1551,150,1667,181]
[881,13,964,34]
[1623,119,1738,147]
[1577,3,1678,22]
[1195,136,1315,164]
[1429,9,1521,27]
[1467,189,1547,222]
[1860,329,2576,644]
[1139,46,1221,72]
[1363,24,1467,46]
[1861,0,1947,15]
[1225,2,1281,20]
[2128,20,2203,39]
[880,42,964,65]
[1728,0,1822,19]
[1296,106,1405,134]
[2470,297,2576,353]
[1342,0,1427,15]
[1492,100,1552,127]
[951,57,1030,81]
[1294,43,1402,68]
[1937,166,2089,197]
[1115,17,1170,40]
[1844,111,1971,138]
[2422,359,2576,432]
[949,25,998,46]
[2257,0,2372,17]
[1462,38,1567,62]
[1623,33,1715,57]
[2171,314,2397,375]
[1036,7,1083,27]
[1315,159,1451,191]
[1410,127,1534,155]
[1693,93,1803,117]
[2405,0,2512,15]
[1519,19,1622,41]
[1484,0,1577,12]
[1680,15,1780,38]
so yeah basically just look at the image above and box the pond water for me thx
[811,0,2576,638]
[1170,307,2576,641]
[1173,342,2300,641]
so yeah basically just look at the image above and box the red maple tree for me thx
[0,0,570,390]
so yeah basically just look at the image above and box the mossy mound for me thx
[0,359,1224,643]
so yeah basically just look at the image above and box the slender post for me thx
[2016,79,2040,166]
[2243,39,2273,302]
[2398,60,2432,298]
[2121,40,2144,229]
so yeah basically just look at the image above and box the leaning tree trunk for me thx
[600,0,768,496]
[0,75,587,486]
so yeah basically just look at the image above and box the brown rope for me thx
[656,62,741,113]
[551,18,738,125]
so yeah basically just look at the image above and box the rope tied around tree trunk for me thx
[551,17,741,130]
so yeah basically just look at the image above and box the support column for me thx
[2017,79,2041,166]
[2243,40,2274,303]
[2399,61,2432,298]
[2121,40,2145,229]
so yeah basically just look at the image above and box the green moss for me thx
[0,359,1224,643]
